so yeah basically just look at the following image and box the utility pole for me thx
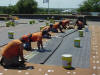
[48,0,50,14]
[9,0,11,6]
[43,0,50,14]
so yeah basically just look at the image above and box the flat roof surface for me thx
[0,20,100,75]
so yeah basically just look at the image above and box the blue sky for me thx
[0,0,85,8]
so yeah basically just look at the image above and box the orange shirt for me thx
[31,32,42,42]
[41,26,50,32]
[2,40,23,60]
[53,22,59,29]
[65,20,70,23]
[21,34,29,42]
[62,20,70,26]
[78,21,83,25]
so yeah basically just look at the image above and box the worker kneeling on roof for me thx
[75,19,84,30]
[40,26,51,39]
[29,32,43,50]
[24,31,50,51]
[0,36,29,68]
[50,22,63,33]
[61,20,70,29]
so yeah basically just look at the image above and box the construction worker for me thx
[77,16,87,26]
[22,34,32,51]
[30,32,43,50]
[23,29,52,51]
[62,20,70,29]
[75,20,84,30]
[41,26,50,32]
[51,22,63,33]
[27,32,44,50]
[0,35,29,68]
[40,26,51,38]
[24,30,51,51]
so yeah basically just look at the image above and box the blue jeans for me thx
[24,42,32,50]
[51,28,58,33]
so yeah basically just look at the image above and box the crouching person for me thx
[23,31,51,51]
[51,22,63,33]
[22,34,32,51]
[62,20,70,29]
[0,37,29,68]
[29,32,44,50]
[40,26,51,39]
[75,20,84,30]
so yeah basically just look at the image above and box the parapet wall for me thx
[0,14,100,21]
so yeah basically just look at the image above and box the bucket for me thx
[62,54,72,69]
[46,22,49,26]
[74,38,80,47]
[79,30,84,37]
[8,31,14,39]
[40,26,45,30]
[85,26,88,32]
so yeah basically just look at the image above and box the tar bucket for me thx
[79,30,84,37]
[85,26,89,32]
[40,26,45,30]
[46,22,49,26]
[62,54,72,69]
[74,38,80,47]
[8,31,14,39]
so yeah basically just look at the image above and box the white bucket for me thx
[79,30,84,37]
[74,38,80,47]
[62,54,72,68]
[85,26,89,32]
[8,31,14,39]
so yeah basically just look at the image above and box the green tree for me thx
[78,0,100,12]
[15,0,38,14]
[7,6,16,14]
[0,5,16,14]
